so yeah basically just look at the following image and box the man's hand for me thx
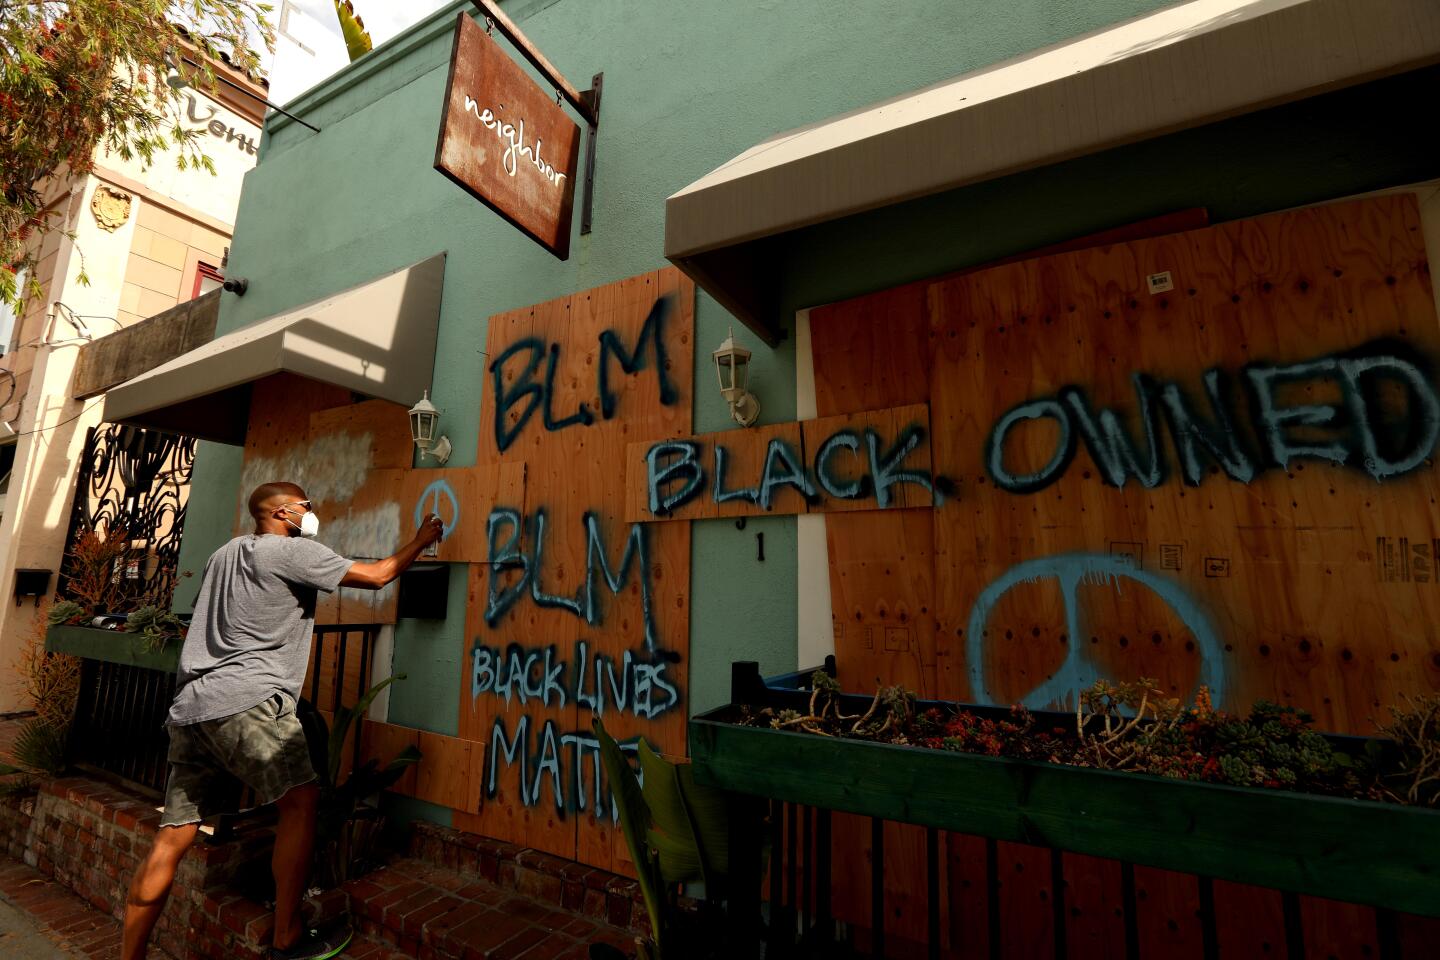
[416,514,444,546]
[341,514,445,590]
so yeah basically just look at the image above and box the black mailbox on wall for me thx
[397,564,448,620]
[14,569,51,606]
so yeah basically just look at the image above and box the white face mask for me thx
[285,509,321,539]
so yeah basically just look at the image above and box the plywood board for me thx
[825,509,939,699]
[624,404,934,522]
[624,422,806,522]
[360,721,419,797]
[357,722,488,812]
[309,399,414,470]
[805,197,1436,960]
[456,268,695,874]
[397,463,526,562]
[237,378,415,625]
[928,194,1440,725]
[414,730,480,813]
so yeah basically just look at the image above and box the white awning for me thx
[103,254,446,444]
[665,0,1440,339]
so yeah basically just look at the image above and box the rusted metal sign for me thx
[435,12,581,259]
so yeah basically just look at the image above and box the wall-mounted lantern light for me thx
[713,327,760,427]
[408,390,452,464]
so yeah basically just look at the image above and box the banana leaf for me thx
[637,740,730,889]
[326,673,406,787]
[336,745,422,804]
[595,718,666,955]
[333,1,373,62]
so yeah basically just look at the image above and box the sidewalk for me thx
[0,716,106,957]
[0,895,82,959]
[0,858,120,958]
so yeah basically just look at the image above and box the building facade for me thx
[99,0,1440,954]
[0,64,266,713]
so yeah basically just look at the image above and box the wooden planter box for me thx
[690,686,1440,918]
[46,623,180,673]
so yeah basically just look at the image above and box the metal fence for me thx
[69,659,176,794]
[68,625,379,799]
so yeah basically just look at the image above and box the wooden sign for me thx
[434,12,582,259]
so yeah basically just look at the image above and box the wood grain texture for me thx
[923,194,1438,959]
[355,721,486,811]
[434,13,581,259]
[803,196,1440,957]
[825,509,939,700]
[360,721,420,797]
[456,268,695,874]
[397,462,525,562]
[624,422,806,521]
[624,404,933,523]
[239,378,414,626]
[928,194,1440,726]
[806,213,1220,959]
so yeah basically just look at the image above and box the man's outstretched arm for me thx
[340,514,443,590]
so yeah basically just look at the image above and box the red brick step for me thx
[344,858,636,960]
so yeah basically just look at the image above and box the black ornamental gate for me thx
[58,423,196,612]
[56,424,196,795]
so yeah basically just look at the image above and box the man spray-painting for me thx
[121,482,443,960]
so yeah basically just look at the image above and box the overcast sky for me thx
[265,0,454,106]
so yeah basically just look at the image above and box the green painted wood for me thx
[46,624,180,673]
[689,714,1440,918]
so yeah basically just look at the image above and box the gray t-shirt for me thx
[167,534,352,725]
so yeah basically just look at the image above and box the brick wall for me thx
[406,821,649,937]
[0,775,649,959]
[0,778,288,960]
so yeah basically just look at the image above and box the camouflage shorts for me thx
[160,692,316,828]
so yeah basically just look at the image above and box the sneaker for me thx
[268,917,354,960]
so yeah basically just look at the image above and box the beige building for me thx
[0,61,267,713]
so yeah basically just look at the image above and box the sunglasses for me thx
[280,500,314,512]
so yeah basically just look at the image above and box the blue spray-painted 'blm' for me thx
[475,293,687,819]
[985,343,1440,493]
[474,507,677,818]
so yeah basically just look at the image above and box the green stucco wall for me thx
[175,0,1189,741]
[172,0,1440,768]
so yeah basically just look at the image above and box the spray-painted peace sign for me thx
[414,477,461,543]
[965,553,1226,708]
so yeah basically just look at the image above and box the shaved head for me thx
[248,482,306,521]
